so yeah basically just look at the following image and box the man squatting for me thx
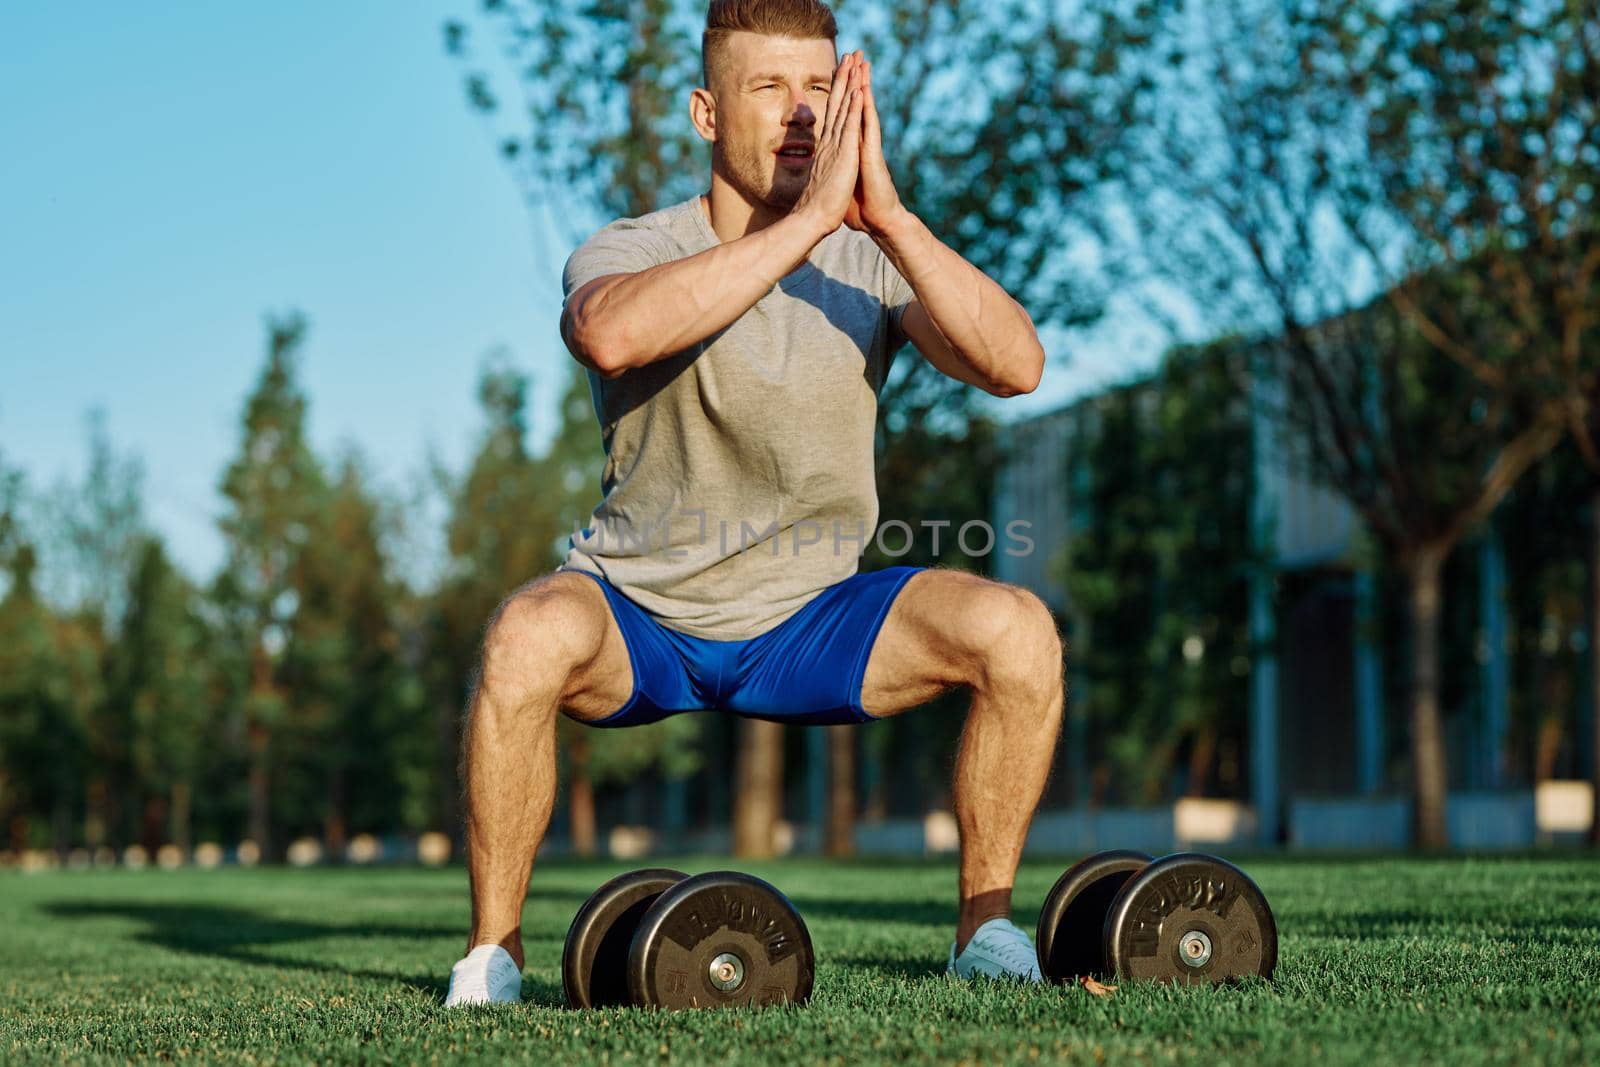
[445,0,1063,1005]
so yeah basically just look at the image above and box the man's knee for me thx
[965,583,1063,700]
[478,573,607,702]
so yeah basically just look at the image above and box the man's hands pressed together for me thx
[794,51,908,241]
[846,56,907,238]
[792,52,866,238]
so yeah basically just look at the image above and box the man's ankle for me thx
[955,887,1015,955]
[466,933,524,970]
[955,914,1011,956]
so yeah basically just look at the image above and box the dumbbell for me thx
[562,868,815,1010]
[1037,850,1277,986]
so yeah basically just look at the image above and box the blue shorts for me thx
[565,566,924,728]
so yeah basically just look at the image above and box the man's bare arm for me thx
[562,209,830,379]
[881,210,1046,398]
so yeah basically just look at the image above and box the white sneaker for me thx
[946,917,1043,982]
[443,944,522,1007]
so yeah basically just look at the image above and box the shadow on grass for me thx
[45,889,977,1002]
[42,900,565,1004]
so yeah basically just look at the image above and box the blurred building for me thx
[991,350,1591,847]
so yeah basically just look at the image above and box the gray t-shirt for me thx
[560,195,916,639]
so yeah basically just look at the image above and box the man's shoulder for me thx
[564,197,708,291]
[586,197,703,245]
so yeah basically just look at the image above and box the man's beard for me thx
[715,140,806,212]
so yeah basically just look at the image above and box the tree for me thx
[1317,0,1599,841]
[0,455,70,853]
[1100,0,1591,845]
[10,415,151,851]
[442,0,1165,850]
[43,410,144,626]
[0,535,94,855]
[111,536,212,854]
[277,455,424,855]
[1063,384,1161,802]
[215,312,331,859]
[1146,344,1257,798]
[0,448,21,569]
[1059,340,1255,803]
[1589,416,1600,844]
[1496,441,1589,784]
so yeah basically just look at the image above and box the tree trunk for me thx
[569,732,598,858]
[439,699,461,849]
[51,794,72,857]
[733,719,784,858]
[107,769,125,851]
[85,779,108,850]
[170,782,191,855]
[862,732,887,822]
[247,722,271,859]
[825,725,856,857]
[248,644,273,860]
[1186,728,1217,797]
[1406,547,1451,849]
[1534,716,1564,784]
[1089,762,1111,808]
[1591,487,1600,846]
[324,765,348,864]
[141,794,167,855]
[89,777,114,851]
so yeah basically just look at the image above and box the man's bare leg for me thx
[460,572,633,968]
[860,569,1065,953]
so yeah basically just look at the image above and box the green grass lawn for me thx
[2,854,1597,1065]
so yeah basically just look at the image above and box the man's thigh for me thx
[858,568,1043,718]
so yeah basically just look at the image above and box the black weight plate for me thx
[627,871,814,1010]
[563,868,688,1008]
[1104,852,1277,985]
[1035,849,1154,983]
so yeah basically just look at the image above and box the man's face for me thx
[709,32,838,211]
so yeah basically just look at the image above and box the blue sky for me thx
[0,3,1165,583]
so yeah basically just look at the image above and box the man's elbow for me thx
[587,344,633,380]
[987,343,1045,398]
[567,317,634,380]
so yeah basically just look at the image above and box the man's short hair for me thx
[702,0,839,93]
